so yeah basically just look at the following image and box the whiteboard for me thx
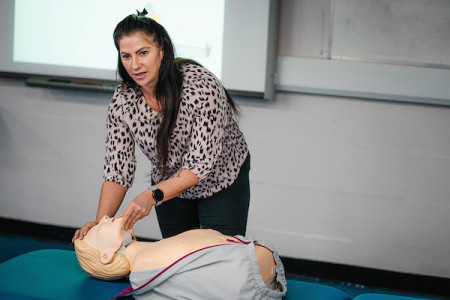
[0,0,279,99]
[332,0,450,67]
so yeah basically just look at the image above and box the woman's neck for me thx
[140,86,160,112]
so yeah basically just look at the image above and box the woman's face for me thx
[119,32,163,89]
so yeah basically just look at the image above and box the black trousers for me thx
[155,154,251,238]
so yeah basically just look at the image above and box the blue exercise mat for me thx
[285,278,352,300]
[0,249,434,300]
[0,249,131,300]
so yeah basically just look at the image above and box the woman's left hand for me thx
[119,189,155,231]
[72,220,99,242]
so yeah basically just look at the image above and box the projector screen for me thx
[0,0,279,99]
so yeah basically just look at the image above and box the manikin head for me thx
[74,216,135,281]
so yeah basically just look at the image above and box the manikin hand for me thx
[72,220,99,243]
[120,188,155,231]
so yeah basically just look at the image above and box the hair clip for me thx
[136,8,148,17]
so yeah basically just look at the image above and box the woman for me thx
[72,9,249,241]
[74,216,287,299]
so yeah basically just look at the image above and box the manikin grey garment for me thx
[112,236,287,300]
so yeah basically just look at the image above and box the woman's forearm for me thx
[96,181,127,221]
[155,168,199,203]
[72,181,127,241]
[118,169,199,230]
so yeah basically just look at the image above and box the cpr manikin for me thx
[74,216,287,299]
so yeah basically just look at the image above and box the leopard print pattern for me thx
[103,63,248,198]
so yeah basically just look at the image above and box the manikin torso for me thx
[125,229,276,282]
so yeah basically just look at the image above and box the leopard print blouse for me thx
[103,63,248,199]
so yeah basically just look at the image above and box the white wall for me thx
[1,0,450,280]
[2,76,450,279]
[242,92,450,279]
[0,78,161,239]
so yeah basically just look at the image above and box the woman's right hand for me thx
[72,220,99,243]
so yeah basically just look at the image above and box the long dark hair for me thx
[113,13,240,178]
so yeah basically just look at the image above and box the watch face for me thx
[154,189,164,201]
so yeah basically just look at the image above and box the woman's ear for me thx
[99,248,116,264]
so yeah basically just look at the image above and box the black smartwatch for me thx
[148,185,164,206]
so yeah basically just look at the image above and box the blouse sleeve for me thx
[102,91,136,190]
[181,77,228,182]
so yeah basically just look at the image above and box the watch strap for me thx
[148,185,163,206]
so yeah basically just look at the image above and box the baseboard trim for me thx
[0,217,76,243]
[282,257,449,298]
[1,217,448,298]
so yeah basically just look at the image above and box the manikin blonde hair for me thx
[74,239,130,281]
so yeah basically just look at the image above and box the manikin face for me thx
[119,32,163,89]
[83,216,126,264]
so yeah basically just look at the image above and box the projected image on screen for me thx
[13,0,224,80]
